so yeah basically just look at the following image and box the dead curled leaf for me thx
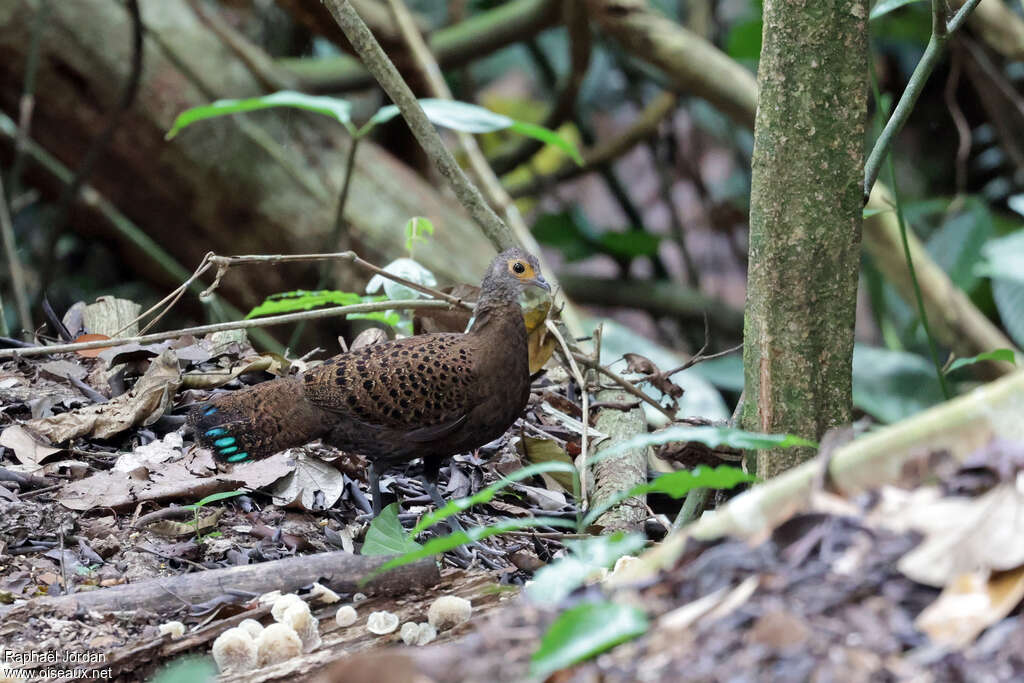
[270,452,345,511]
[623,353,684,402]
[915,567,1024,649]
[0,425,63,466]
[26,350,182,442]
[872,476,1024,587]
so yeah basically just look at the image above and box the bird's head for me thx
[484,247,550,295]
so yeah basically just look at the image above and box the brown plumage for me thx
[189,248,550,515]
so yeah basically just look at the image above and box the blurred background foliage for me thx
[2,0,1023,426]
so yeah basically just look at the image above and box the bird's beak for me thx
[529,275,551,292]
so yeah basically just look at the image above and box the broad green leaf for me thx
[946,349,1017,374]
[531,602,648,678]
[246,290,397,326]
[976,231,1024,285]
[853,345,946,423]
[582,465,754,529]
[408,462,576,537]
[993,279,1024,349]
[166,91,354,139]
[870,0,926,20]
[926,199,992,293]
[362,503,424,557]
[532,210,599,262]
[725,16,762,61]
[863,208,889,218]
[364,516,576,580]
[365,100,581,164]
[598,231,661,259]
[526,532,646,604]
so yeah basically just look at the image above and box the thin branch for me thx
[572,352,677,422]
[361,0,584,336]
[0,172,32,338]
[0,299,453,360]
[862,0,983,201]
[206,252,473,310]
[323,0,516,252]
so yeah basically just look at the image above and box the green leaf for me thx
[725,17,762,61]
[926,199,993,293]
[186,490,246,510]
[526,532,646,604]
[362,503,424,557]
[976,231,1024,285]
[404,216,435,254]
[588,426,815,468]
[408,461,576,537]
[853,345,946,423]
[508,120,583,165]
[246,290,362,318]
[531,602,648,678]
[363,516,577,581]
[245,290,396,326]
[365,100,581,164]
[598,231,661,259]
[532,210,599,262]
[166,91,354,139]
[946,349,1017,374]
[862,208,889,218]
[582,465,754,529]
[870,0,926,20]
[993,279,1024,349]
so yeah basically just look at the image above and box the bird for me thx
[188,247,550,520]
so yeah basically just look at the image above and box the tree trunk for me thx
[741,0,869,477]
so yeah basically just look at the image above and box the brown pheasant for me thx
[188,248,550,516]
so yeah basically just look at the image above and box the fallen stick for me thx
[0,550,439,616]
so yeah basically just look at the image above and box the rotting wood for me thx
[589,388,648,533]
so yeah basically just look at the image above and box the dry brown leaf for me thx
[59,452,288,511]
[73,333,112,358]
[147,508,224,538]
[27,350,182,442]
[270,452,345,510]
[180,355,274,390]
[877,478,1024,587]
[518,436,575,492]
[0,425,64,466]
[915,567,1024,649]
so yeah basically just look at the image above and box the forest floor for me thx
[1,330,1022,682]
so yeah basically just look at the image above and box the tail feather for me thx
[188,378,329,463]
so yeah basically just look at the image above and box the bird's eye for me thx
[512,262,526,274]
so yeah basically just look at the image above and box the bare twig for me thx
[574,352,676,422]
[323,0,516,252]
[380,0,583,336]
[863,0,983,200]
[0,299,452,360]
[546,319,590,514]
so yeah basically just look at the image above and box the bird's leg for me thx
[368,460,382,517]
[418,475,466,536]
